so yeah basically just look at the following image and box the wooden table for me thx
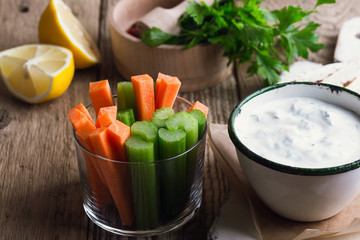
[0,0,359,239]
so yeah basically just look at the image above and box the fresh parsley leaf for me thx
[240,22,274,48]
[254,49,286,85]
[258,7,277,22]
[288,22,324,59]
[315,0,336,8]
[141,27,180,47]
[186,1,208,25]
[141,0,334,85]
[272,6,311,33]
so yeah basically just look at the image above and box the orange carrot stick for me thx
[155,74,163,101]
[98,106,117,118]
[68,109,89,130]
[89,127,118,160]
[75,120,97,152]
[131,74,155,121]
[69,103,94,125]
[89,80,114,115]
[107,120,134,225]
[187,101,209,119]
[108,120,130,162]
[76,120,108,187]
[155,73,181,109]
[71,115,112,207]
[88,127,134,226]
[95,106,117,128]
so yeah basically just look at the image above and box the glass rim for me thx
[73,95,207,165]
[228,81,360,176]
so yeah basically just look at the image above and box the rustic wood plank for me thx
[0,0,101,239]
[3,0,356,239]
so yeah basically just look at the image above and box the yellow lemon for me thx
[0,44,75,104]
[38,0,101,69]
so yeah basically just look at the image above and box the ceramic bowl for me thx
[228,82,360,222]
[108,0,232,92]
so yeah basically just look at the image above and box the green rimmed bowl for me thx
[228,82,360,222]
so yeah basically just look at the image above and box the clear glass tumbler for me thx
[73,96,206,236]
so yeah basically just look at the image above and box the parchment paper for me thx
[208,123,360,240]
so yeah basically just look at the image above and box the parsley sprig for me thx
[142,0,335,85]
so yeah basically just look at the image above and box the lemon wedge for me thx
[38,0,101,69]
[0,44,75,104]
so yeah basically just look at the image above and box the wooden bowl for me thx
[109,0,232,92]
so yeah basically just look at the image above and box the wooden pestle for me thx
[135,0,214,37]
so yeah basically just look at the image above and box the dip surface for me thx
[235,97,360,168]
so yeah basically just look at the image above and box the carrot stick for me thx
[88,127,135,226]
[107,120,135,226]
[155,73,181,109]
[131,74,155,121]
[155,74,162,101]
[68,109,89,130]
[89,127,118,160]
[95,106,117,128]
[89,80,114,115]
[75,120,109,181]
[98,106,117,117]
[71,117,112,207]
[108,120,130,162]
[75,120,97,152]
[187,101,209,119]
[69,103,94,125]
[81,126,113,186]
[73,113,108,184]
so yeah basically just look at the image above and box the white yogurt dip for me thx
[235,97,360,168]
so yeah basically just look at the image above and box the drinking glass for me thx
[74,96,206,236]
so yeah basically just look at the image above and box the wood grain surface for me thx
[0,0,359,239]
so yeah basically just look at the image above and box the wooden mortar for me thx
[109,0,232,92]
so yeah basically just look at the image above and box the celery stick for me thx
[188,109,206,137]
[131,121,159,160]
[151,107,174,128]
[158,128,187,218]
[125,136,159,229]
[166,111,199,198]
[116,109,135,127]
[158,128,186,159]
[117,82,138,119]
[165,111,198,149]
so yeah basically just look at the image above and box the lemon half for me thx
[0,44,75,104]
[38,0,101,69]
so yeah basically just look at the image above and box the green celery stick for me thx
[116,109,135,127]
[158,128,186,159]
[117,82,138,119]
[131,121,159,160]
[165,111,198,149]
[166,111,199,198]
[158,128,187,218]
[151,107,174,128]
[188,109,206,137]
[125,136,159,229]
